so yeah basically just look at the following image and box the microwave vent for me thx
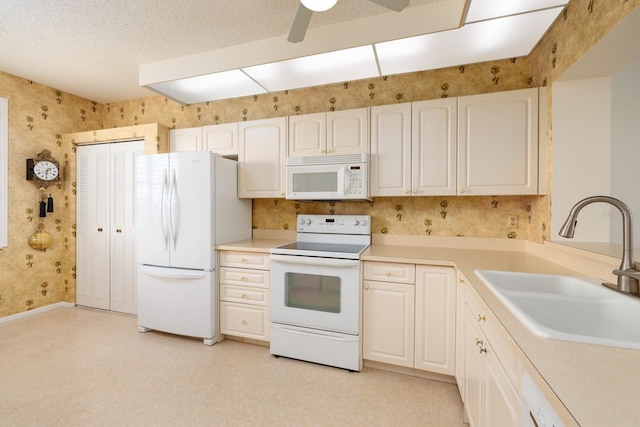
[287,153,368,166]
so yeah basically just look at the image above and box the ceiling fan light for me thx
[300,0,338,12]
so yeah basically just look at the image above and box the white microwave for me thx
[285,154,369,201]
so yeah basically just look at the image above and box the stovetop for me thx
[270,214,371,260]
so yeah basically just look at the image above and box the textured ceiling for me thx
[0,0,443,103]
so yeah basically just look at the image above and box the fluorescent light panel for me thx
[243,45,380,92]
[465,0,569,23]
[376,7,564,76]
[147,69,267,104]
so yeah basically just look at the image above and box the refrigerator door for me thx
[136,153,171,267]
[137,265,216,343]
[168,152,214,270]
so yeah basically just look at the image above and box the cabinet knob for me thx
[479,347,487,354]
[477,314,486,322]
[240,276,246,281]
[320,149,326,154]
[241,258,247,263]
[475,338,483,347]
[412,189,418,194]
[364,284,369,290]
[241,320,247,325]
[385,271,391,276]
[458,278,464,284]
[241,294,247,299]
[460,188,466,194]
[404,189,410,194]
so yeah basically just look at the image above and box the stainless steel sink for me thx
[474,270,640,350]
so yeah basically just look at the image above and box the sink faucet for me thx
[559,195,640,295]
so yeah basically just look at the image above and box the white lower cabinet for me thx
[218,251,270,341]
[363,262,456,376]
[463,283,522,427]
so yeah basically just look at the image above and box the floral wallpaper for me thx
[0,0,637,318]
[0,72,102,318]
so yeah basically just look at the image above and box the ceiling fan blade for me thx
[368,0,410,12]
[288,4,313,43]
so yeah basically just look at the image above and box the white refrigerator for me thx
[136,151,251,345]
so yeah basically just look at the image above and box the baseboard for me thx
[0,302,75,324]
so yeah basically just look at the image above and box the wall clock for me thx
[29,149,60,189]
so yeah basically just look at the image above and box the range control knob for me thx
[360,219,368,226]
[305,218,312,225]
[299,217,306,226]
[353,219,360,226]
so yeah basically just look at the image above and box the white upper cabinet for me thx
[370,99,456,197]
[238,117,287,198]
[458,88,539,195]
[412,99,457,196]
[370,103,412,196]
[170,123,238,156]
[202,123,238,156]
[288,108,369,157]
[170,127,201,152]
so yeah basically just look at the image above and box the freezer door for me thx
[168,152,214,270]
[137,265,216,342]
[136,154,171,267]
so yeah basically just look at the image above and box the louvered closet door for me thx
[109,140,144,314]
[76,144,111,310]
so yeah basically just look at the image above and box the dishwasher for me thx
[521,371,565,427]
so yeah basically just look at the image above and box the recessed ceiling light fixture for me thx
[300,0,337,12]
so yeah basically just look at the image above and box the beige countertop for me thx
[218,235,640,427]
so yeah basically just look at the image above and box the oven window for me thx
[285,272,341,313]
[292,172,338,192]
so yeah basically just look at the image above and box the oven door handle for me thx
[270,254,360,268]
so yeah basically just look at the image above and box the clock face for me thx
[33,160,59,181]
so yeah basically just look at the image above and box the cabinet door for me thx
[415,266,456,375]
[170,127,202,152]
[412,98,457,196]
[238,117,287,198]
[202,123,238,156]
[484,347,522,427]
[370,103,412,196]
[363,280,415,368]
[76,144,111,310]
[455,273,467,400]
[288,112,326,157]
[458,88,538,195]
[464,305,485,427]
[109,140,145,314]
[327,108,369,155]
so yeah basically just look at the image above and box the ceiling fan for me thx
[288,0,410,43]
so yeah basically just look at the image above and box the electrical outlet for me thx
[273,212,280,222]
[507,214,518,228]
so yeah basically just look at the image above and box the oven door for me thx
[270,254,360,335]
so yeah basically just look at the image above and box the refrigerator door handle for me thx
[169,168,178,249]
[160,170,169,250]
[139,265,206,280]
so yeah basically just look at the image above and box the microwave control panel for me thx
[346,165,366,196]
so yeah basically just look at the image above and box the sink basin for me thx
[474,270,640,350]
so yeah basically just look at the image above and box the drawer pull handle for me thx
[458,278,464,284]
[385,271,391,276]
[479,347,487,354]
[241,258,247,263]
[475,338,483,347]
[241,294,247,299]
[241,320,247,325]
[240,276,246,281]
[477,314,486,322]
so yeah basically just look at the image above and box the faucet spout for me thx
[559,196,639,295]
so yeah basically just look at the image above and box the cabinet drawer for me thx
[220,284,269,306]
[364,262,415,284]
[219,251,270,270]
[219,267,269,288]
[220,302,270,341]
